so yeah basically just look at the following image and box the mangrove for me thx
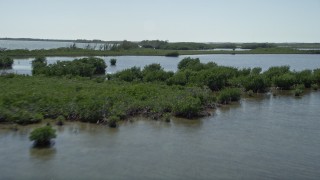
[0,57,320,127]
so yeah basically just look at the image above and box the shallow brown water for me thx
[1,92,320,179]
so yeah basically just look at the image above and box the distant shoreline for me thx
[0,48,320,58]
[1,38,320,57]
[0,37,118,44]
[1,37,320,46]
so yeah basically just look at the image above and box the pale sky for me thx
[1,0,319,42]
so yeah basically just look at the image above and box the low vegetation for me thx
[241,43,276,49]
[293,84,305,96]
[32,56,107,77]
[1,57,320,127]
[165,51,179,57]
[0,74,214,126]
[29,125,57,147]
[0,56,13,68]
[110,58,117,66]
[0,44,319,58]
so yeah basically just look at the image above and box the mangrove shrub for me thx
[173,96,202,118]
[0,56,14,68]
[165,51,179,57]
[32,57,107,77]
[273,73,296,90]
[217,88,241,104]
[110,58,117,66]
[29,126,57,146]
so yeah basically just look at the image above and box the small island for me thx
[1,56,319,128]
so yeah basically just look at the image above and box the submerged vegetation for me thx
[1,56,320,127]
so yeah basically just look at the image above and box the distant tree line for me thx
[139,40,237,50]
[241,43,276,49]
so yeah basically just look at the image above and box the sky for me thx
[0,0,319,42]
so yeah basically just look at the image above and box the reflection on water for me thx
[29,147,57,161]
[0,92,320,179]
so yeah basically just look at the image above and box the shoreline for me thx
[1,48,320,58]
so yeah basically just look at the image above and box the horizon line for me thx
[0,37,319,44]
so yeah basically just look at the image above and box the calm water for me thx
[0,40,105,50]
[5,54,320,75]
[1,92,320,179]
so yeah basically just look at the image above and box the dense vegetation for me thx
[0,56,13,68]
[139,40,237,50]
[110,58,117,66]
[0,75,214,126]
[32,56,107,77]
[165,51,179,57]
[0,47,319,58]
[29,125,57,147]
[1,57,320,127]
[241,43,276,49]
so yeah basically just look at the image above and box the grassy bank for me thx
[0,47,319,58]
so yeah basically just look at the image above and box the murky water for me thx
[5,54,320,75]
[1,92,320,179]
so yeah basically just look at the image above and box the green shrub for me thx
[188,67,238,91]
[293,84,304,96]
[108,115,119,128]
[238,68,251,76]
[295,70,314,88]
[311,84,318,90]
[1,73,15,78]
[247,90,254,97]
[110,58,117,66]
[94,76,106,83]
[0,56,14,68]
[273,73,296,90]
[32,57,107,77]
[293,88,303,96]
[313,69,320,84]
[6,110,43,125]
[56,115,65,126]
[29,126,57,146]
[162,113,171,122]
[217,88,241,104]
[251,67,262,75]
[264,66,290,80]
[173,96,202,118]
[112,67,142,82]
[142,64,173,82]
[242,75,268,93]
[165,51,179,57]
[167,71,188,86]
[241,43,276,49]
[143,70,173,82]
[177,57,201,70]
